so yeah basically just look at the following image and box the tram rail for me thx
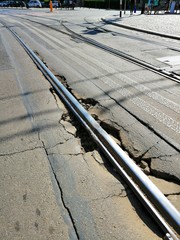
[2,14,180,153]
[2,13,180,84]
[2,21,180,240]
[62,22,180,83]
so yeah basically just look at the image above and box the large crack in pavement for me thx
[51,168,80,240]
[51,72,180,184]
[48,75,180,215]
[34,55,180,226]
[0,146,44,157]
[40,138,80,239]
[3,35,176,239]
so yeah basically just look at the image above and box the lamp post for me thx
[120,0,122,17]
[124,0,126,13]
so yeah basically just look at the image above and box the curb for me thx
[102,18,180,40]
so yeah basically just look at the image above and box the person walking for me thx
[130,0,136,14]
[147,0,153,14]
[153,0,159,13]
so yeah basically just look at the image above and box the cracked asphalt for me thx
[0,9,180,240]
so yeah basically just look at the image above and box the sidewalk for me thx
[102,10,180,40]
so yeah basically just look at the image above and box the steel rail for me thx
[4,14,180,83]
[7,26,180,238]
[84,17,180,53]
[62,23,180,83]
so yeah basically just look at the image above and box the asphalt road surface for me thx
[0,7,179,240]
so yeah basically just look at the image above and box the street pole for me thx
[120,0,122,17]
[124,0,126,14]
[141,0,145,13]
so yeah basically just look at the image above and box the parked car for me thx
[9,0,23,7]
[27,0,42,7]
[0,1,10,6]
[52,0,58,7]
[61,0,75,9]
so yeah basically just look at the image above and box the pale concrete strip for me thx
[0,149,76,240]
[0,27,77,240]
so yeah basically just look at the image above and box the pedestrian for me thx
[130,0,135,14]
[147,0,153,14]
[165,0,170,10]
[153,0,159,13]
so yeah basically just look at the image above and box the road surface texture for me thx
[0,8,179,240]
